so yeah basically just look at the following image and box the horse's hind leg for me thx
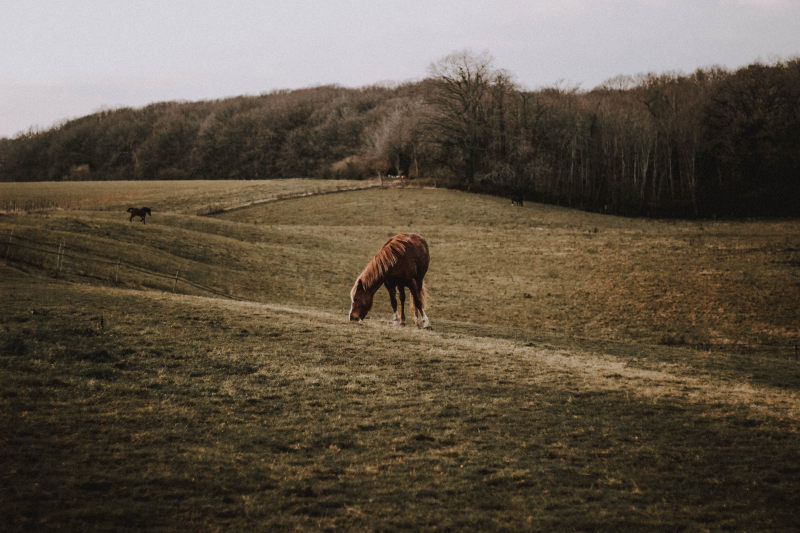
[409,280,430,329]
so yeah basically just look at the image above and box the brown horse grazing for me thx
[127,207,151,223]
[350,233,431,328]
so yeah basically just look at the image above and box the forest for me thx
[1,53,798,217]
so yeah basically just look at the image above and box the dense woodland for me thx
[1,53,798,217]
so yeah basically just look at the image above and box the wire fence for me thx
[2,230,234,300]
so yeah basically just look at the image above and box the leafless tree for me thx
[426,50,511,185]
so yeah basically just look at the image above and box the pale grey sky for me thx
[1,0,798,138]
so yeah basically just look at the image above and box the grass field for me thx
[1,180,799,530]
[0,178,374,215]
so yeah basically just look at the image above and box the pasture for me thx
[1,180,799,530]
[0,178,373,215]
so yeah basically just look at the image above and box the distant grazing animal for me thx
[511,194,524,206]
[350,233,430,329]
[127,207,151,223]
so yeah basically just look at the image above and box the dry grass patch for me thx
[2,273,799,530]
[217,187,800,351]
[0,179,370,215]
[3,184,798,354]
[2,181,799,529]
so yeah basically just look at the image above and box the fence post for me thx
[4,229,13,259]
[56,238,65,276]
[173,270,180,293]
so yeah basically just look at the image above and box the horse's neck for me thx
[361,270,386,295]
[365,277,384,295]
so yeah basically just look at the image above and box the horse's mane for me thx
[352,236,408,296]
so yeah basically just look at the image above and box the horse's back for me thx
[387,233,428,280]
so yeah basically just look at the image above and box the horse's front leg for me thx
[386,283,400,325]
[398,286,406,325]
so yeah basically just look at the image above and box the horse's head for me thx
[126,207,134,213]
[349,279,373,322]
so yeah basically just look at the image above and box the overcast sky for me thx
[1,0,798,138]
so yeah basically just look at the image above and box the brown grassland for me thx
[1,180,799,530]
[0,178,372,215]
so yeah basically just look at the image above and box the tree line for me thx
[1,52,798,217]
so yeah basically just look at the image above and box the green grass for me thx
[1,181,799,530]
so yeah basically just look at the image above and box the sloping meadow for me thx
[3,183,798,352]
[1,181,799,529]
[2,270,799,530]
[216,187,800,353]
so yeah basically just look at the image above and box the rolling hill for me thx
[1,180,799,529]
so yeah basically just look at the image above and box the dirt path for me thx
[155,290,800,424]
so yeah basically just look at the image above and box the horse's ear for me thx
[357,279,363,291]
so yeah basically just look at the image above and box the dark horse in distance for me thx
[349,233,431,329]
[127,207,151,224]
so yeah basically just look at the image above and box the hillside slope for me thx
[2,269,799,530]
[2,182,799,529]
[3,185,796,352]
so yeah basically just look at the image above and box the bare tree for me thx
[426,50,504,185]
[365,99,423,177]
